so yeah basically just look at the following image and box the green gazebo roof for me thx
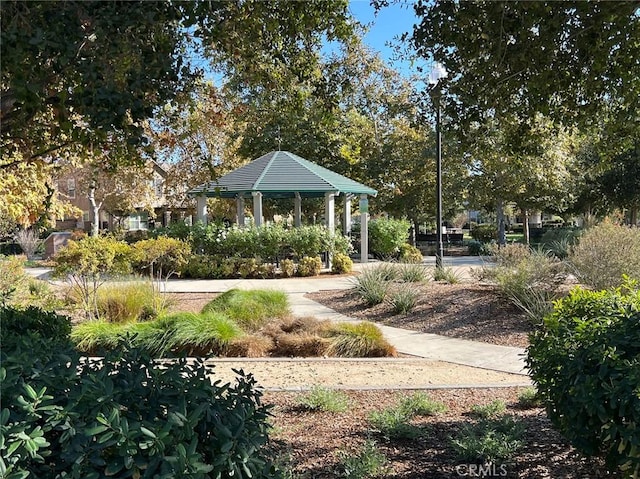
[187,151,377,199]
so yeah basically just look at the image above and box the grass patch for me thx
[398,392,448,416]
[201,289,289,330]
[338,440,388,478]
[368,407,421,440]
[170,311,243,355]
[71,320,127,354]
[451,415,525,463]
[398,263,429,283]
[298,386,350,413]
[326,322,397,358]
[470,400,507,420]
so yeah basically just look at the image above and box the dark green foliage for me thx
[1,312,278,478]
[470,224,496,243]
[526,285,640,477]
[368,218,410,259]
[0,306,71,343]
[467,239,490,256]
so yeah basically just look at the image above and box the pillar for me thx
[252,191,263,227]
[236,194,245,228]
[164,210,171,227]
[294,192,302,227]
[324,192,335,233]
[360,194,369,263]
[196,196,208,225]
[343,194,352,236]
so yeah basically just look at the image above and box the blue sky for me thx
[348,0,427,77]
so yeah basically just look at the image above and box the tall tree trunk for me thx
[87,182,103,237]
[631,207,638,227]
[496,199,507,246]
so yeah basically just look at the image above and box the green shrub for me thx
[526,285,640,477]
[298,386,350,413]
[0,329,277,479]
[398,392,447,417]
[338,440,388,479]
[451,416,525,464]
[286,225,329,259]
[0,256,29,307]
[470,400,507,420]
[331,253,353,274]
[368,407,420,440]
[326,321,396,358]
[53,236,133,319]
[387,286,419,314]
[182,254,226,279]
[517,387,542,409]
[352,268,391,306]
[471,224,497,243]
[0,306,71,344]
[568,221,640,290]
[131,236,191,281]
[467,239,490,256]
[368,218,410,259]
[297,256,323,277]
[540,227,581,259]
[280,259,296,278]
[96,281,167,323]
[202,289,290,331]
[399,243,423,263]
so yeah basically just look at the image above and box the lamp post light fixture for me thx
[429,62,447,270]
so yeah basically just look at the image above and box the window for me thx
[154,176,164,197]
[127,212,149,231]
[67,178,76,199]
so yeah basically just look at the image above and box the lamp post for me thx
[429,62,447,270]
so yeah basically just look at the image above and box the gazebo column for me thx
[236,194,245,228]
[343,194,352,237]
[252,191,263,227]
[324,192,335,233]
[196,196,208,225]
[360,194,369,263]
[294,192,302,227]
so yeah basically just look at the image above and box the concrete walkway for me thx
[27,257,526,376]
[160,258,526,377]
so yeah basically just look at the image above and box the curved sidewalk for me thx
[160,257,527,377]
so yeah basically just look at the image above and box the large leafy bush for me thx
[368,218,410,259]
[568,221,640,290]
[0,307,279,479]
[526,285,640,477]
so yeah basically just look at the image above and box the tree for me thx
[1,0,353,168]
[410,1,639,133]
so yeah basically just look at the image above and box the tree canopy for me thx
[411,1,639,131]
[0,0,352,167]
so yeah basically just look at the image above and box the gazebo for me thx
[187,150,377,262]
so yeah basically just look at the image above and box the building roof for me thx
[187,151,377,199]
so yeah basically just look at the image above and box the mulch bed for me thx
[307,282,532,348]
[265,388,618,478]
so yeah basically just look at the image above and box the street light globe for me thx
[429,62,448,85]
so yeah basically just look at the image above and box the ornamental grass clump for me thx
[352,268,391,306]
[387,285,419,314]
[169,311,243,355]
[325,321,397,358]
[95,281,168,323]
[202,289,290,330]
